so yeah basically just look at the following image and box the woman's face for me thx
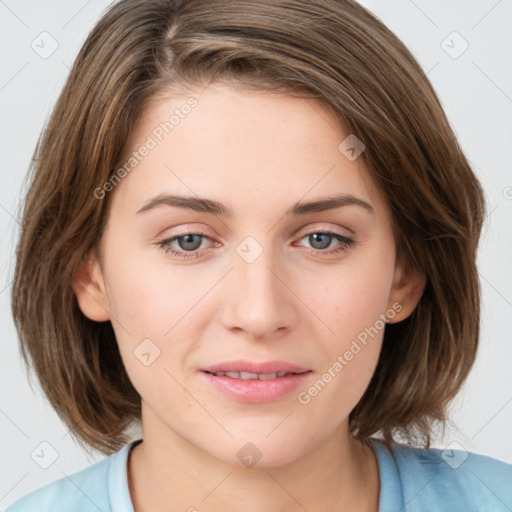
[78,82,420,467]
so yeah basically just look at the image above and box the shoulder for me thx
[373,438,512,511]
[4,458,111,512]
[4,443,134,512]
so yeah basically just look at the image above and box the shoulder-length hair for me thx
[11,0,485,455]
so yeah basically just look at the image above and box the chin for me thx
[206,435,308,470]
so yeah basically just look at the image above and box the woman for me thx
[8,0,512,510]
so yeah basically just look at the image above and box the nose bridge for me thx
[235,235,285,306]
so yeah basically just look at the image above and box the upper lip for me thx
[200,360,311,374]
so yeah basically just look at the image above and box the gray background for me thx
[1,0,511,508]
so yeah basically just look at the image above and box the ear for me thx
[71,248,111,322]
[386,258,427,323]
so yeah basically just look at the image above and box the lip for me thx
[200,372,312,403]
[199,360,312,404]
[200,360,311,374]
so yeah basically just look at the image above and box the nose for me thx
[220,240,299,341]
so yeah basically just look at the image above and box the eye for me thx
[155,228,354,260]
[295,229,354,256]
[156,232,213,260]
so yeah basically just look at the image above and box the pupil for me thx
[179,234,201,251]
[310,233,331,249]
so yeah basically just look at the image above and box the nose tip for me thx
[220,250,298,340]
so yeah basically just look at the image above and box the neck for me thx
[127,407,379,512]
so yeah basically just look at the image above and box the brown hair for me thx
[11,0,485,455]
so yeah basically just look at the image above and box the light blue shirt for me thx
[5,438,512,511]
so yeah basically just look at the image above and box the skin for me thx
[73,81,426,512]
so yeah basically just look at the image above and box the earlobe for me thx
[386,260,427,323]
[71,249,111,322]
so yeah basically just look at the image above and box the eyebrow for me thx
[136,193,374,216]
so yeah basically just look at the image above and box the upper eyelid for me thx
[162,222,353,239]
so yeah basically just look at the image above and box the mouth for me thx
[199,360,312,403]
[200,359,311,375]
[203,370,304,380]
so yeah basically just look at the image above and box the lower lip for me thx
[200,371,312,403]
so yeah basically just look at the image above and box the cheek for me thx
[298,241,394,403]
[100,240,216,393]
[106,272,170,338]
[101,236,205,338]
[314,279,388,386]
[330,274,391,341]
[103,260,200,407]
[296,283,389,433]
[307,244,395,345]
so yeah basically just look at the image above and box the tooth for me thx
[239,371,259,380]
[257,372,278,380]
[214,371,291,380]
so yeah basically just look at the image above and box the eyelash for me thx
[155,228,354,260]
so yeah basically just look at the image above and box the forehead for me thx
[108,82,384,219]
